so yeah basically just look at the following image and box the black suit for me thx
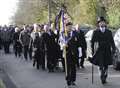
[64,31,79,84]
[13,32,22,57]
[42,31,57,72]
[33,33,45,70]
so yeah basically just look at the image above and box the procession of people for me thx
[0,16,116,87]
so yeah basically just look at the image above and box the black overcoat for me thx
[91,29,115,66]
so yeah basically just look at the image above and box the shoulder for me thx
[105,29,112,35]
[106,29,112,32]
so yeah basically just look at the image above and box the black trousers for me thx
[47,51,56,71]
[80,49,86,66]
[66,63,76,83]
[23,45,32,60]
[47,57,54,71]
[14,45,22,57]
[0,39,2,49]
[33,50,45,70]
[66,55,76,83]
[29,47,32,60]
[99,65,108,81]
[40,52,45,69]
[80,57,85,66]
[3,41,10,54]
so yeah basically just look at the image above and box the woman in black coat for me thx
[91,17,116,84]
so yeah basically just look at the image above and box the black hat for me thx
[97,16,106,23]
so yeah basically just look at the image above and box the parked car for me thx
[85,30,94,58]
[113,28,120,70]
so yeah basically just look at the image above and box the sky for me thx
[0,0,18,25]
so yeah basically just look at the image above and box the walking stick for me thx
[92,63,94,84]
[91,42,98,84]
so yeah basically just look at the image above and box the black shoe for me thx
[33,62,35,67]
[101,79,107,84]
[18,54,21,58]
[67,81,71,86]
[77,65,80,69]
[101,75,107,84]
[36,64,39,70]
[48,70,54,73]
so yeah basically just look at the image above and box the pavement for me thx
[0,50,120,88]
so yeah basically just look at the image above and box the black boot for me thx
[36,64,40,70]
[80,65,85,68]
[101,70,107,84]
[33,60,36,67]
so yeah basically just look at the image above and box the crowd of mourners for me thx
[0,16,116,86]
[0,23,86,71]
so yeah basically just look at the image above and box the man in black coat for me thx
[62,22,79,86]
[91,17,116,84]
[42,25,57,72]
[19,25,31,60]
[13,27,22,57]
[33,32,45,70]
[1,25,11,54]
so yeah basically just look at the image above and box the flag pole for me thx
[62,4,68,77]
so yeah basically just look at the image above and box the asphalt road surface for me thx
[0,50,120,88]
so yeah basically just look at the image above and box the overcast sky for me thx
[0,0,18,25]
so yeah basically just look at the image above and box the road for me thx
[0,50,120,88]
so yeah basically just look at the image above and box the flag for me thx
[60,9,65,33]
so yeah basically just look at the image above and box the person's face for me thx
[44,25,49,32]
[99,21,106,27]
